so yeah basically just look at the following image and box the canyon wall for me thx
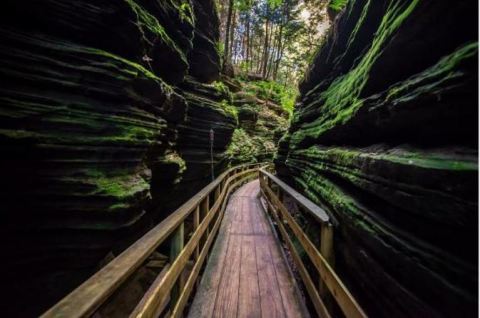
[276,0,478,317]
[0,0,235,315]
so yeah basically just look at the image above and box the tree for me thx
[223,0,235,72]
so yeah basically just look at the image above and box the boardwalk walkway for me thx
[188,180,309,318]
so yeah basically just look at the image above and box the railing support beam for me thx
[170,222,185,308]
[319,223,334,297]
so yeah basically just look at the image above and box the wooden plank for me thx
[129,264,171,318]
[248,198,285,318]
[193,206,200,261]
[170,191,226,318]
[212,231,242,317]
[173,175,252,317]
[187,198,235,317]
[132,174,255,318]
[260,169,330,223]
[190,181,308,318]
[238,235,261,318]
[255,199,307,318]
[319,223,334,298]
[263,195,331,318]
[200,196,210,252]
[262,184,367,318]
[170,223,185,308]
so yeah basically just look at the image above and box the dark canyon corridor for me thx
[0,0,477,317]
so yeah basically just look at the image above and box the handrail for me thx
[260,169,330,223]
[42,163,263,318]
[259,168,367,318]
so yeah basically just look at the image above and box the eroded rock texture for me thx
[0,0,229,316]
[276,0,478,317]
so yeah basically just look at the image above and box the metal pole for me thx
[210,128,214,181]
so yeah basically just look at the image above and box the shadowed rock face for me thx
[189,0,221,83]
[276,0,478,317]
[0,0,226,316]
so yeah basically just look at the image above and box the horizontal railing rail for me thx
[42,163,263,318]
[259,168,367,318]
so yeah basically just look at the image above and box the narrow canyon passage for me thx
[0,0,477,317]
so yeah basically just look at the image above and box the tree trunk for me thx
[222,0,234,72]
[246,12,251,72]
[229,8,236,64]
[261,19,270,79]
[266,24,278,79]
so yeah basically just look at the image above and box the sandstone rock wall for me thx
[0,0,231,315]
[276,0,478,317]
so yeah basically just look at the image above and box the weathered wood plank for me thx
[171,193,225,318]
[212,231,242,317]
[189,180,308,318]
[238,235,261,318]
[255,199,307,318]
[263,194,331,318]
[260,169,330,223]
[169,222,185,308]
[129,264,171,318]
[250,199,286,318]
[262,182,367,318]
[187,198,235,318]
[132,172,257,318]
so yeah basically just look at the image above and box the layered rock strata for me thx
[276,0,478,317]
[0,0,230,316]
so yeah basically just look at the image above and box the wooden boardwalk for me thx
[188,180,309,318]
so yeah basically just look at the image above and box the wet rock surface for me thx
[276,0,478,317]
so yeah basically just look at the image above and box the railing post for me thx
[214,185,220,202]
[193,206,200,261]
[319,222,334,297]
[200,196,210,257]
[170,222,185,307]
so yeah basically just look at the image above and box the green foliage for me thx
[220,99,239,123]
[329,0,349,12]
[226,129,259,163]
[242,80,298,115]
[226,128,277,163]
[212,80,231,98]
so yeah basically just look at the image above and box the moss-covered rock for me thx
[277,0,478,316]
[0,0,223,315]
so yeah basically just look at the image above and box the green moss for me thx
[386,42,478,102]
[177,2,195,26]
[329,0,349,12]
[297,146,477,172]
[211,80,232,100]
[124,0,188,64]
[85,47,175,96]
[220,99,238,123]
[85,169,150,199]
[294,171,377,235]
[291,0,420,147]
[108,203,130,212]
[345,0,371,51]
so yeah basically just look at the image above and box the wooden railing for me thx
[259,168,367,318]
[42,163,263,318]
